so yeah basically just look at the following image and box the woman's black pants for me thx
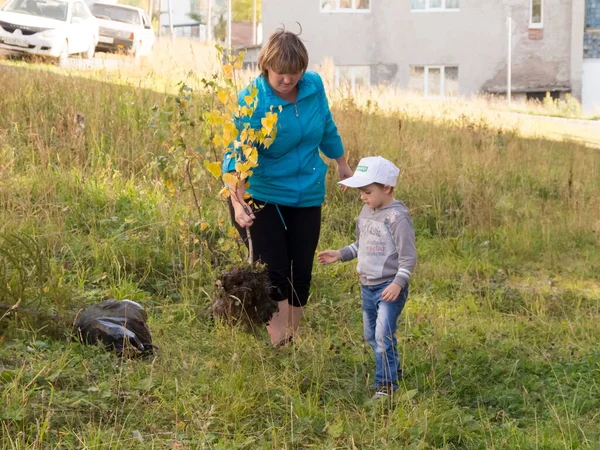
[229,199,321,307]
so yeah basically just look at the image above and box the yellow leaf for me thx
[243,89,257,107]
[219,186,231,199]
[222,121,239,148]
[227,226,238,239]
[244,128,256,143]
[200,222,209,231]
[225,100,238,114]
[263,136,274,148]
[205,111,223,126]
[247,148,258,164]
[217,90,229,105]
[212,135,223,148]
[223,64,233,79]
[232,53,245,70]
[222,172,238,187]
[261,112,278,135]
[203,161,222,180]
[235,160,255,173]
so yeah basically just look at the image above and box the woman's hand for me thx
[335,156,353,191]
[336,158,353,182]
[228,172,255,228]
[233,201,255,228]
[317,250,342,265]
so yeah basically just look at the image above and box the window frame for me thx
[320,0,371,14]
[410,65,459,97]
[529,0,543,28]
[411,0,460,13]
[72,2,89,20]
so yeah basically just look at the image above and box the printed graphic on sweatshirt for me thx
[356,219,395,281]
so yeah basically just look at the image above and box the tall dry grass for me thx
[0,44,599,449]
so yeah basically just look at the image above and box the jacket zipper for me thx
[293,103,299,117]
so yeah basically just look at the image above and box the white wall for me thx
[582,59,600,114]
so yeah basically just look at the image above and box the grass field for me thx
[0,42,599,449]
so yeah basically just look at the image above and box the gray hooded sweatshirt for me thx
[339,200,417,288]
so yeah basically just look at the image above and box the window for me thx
[90,4,141,24]
[321,0,370,13]
[73,2,91,20]
[2,0,68,21]
[411,0,459,11]
[335,66,371,94]
[586,0,600,29]
[142,12,152,29]
[409,65,459,97]
[530,0,543,28]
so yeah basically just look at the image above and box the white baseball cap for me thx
[338,156,400,188]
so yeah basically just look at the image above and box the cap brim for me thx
[338,177,372,188]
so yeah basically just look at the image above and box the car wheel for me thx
[85,38,95,59]
[58,40,69,66]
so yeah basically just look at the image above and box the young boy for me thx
[318,156,417,399]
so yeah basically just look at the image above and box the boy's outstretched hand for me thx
[317,250,342,265]
[382,282,402,302]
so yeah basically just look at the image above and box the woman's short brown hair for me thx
[258,27,309,77]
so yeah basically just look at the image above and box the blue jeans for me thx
[362,281,408,389]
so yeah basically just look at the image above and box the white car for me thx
[90,2,154,57]
[0,0,98,63]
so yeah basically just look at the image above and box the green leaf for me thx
[133,377,154,391]
[2,407,25,421]
[0,369,17,383]
[326,419,344,438]
[402,389,418,401]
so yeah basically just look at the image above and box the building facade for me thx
[262,0,599,112]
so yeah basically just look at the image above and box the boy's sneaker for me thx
[372,385,394,400]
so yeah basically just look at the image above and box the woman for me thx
[225,28,352,346]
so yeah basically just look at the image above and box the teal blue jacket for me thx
[223,71,344,207]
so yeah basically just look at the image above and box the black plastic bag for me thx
[73,299,155,357]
